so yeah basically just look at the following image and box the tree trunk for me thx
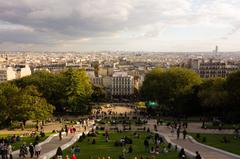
[22,120,26,130]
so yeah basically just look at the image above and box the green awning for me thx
[145,101,159,107]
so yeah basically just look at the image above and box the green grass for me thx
[191,133,240,155]
[63,131,179,159]
[0,133,52,151]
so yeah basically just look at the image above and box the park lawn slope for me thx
[0,132,52,151]
[63,131,179,159]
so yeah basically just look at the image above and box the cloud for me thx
[0,0,240,50]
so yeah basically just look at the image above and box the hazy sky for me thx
[1,0,240,52]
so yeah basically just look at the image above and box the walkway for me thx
[147,120,240,159]
[186,122,235,134]
[12,122,94,159]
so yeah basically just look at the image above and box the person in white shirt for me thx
[8,144,13,159]
[35,143,42,158]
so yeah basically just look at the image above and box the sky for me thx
[0,0,240,52]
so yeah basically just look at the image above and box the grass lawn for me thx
[191,133,240,155]
[63,131,179,159]
[0,132,52,151]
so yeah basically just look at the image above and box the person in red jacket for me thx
[71,154,77,159]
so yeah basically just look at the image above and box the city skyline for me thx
[1,0,240,52]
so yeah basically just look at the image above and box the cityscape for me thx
[0,1,240,159]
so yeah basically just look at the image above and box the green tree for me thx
[14,70,65,112]
[225,71,240,122]
[0,83,54,127]
[11,86,55,127]
[198,78,228,118]
[63,69,93,114]
[91,85,106,102]
[0,83,19,125]
[141,67,202,115]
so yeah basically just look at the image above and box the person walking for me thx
[65,125,68,136]
[19,143,28,158]
[177,127,180,139]
[7,144,13,159]
[29,143,35,158]
[183,129,187,140]
[2,144,8,159]
[195,151,202,159]
[59,131,62,141]
[35,143,41,158]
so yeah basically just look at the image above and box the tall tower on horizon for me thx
[215,45,218,53]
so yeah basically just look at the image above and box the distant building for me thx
[111,72,134,96]
[15,64,31,79]
[91,76,103,86]
[0,67,16,83]
[189,59,239,78]
[199,60,227,78]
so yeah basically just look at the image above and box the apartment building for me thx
[0,67,16,82]
[111,72,134,96]
[190,59,239,78]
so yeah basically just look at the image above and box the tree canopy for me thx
[141,67,202,113]
[0,83,54,126]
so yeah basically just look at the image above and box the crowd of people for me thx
[18,142,42,158]
[0,142,12,159]
[169,122,188,140]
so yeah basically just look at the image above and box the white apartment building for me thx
[111,72,134,96]
[0,67,16,83]
[15,65,32,79]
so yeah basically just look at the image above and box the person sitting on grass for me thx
[149,146,155,154]
[92,139,96,144]
[56,147,63,158]
[155,145,160,154]
[74,145,80,154]
[163,147,168,153]
[128,145,133,153]
[71,154,77,159]
[178,148,186,159]
[144,139,149,151]
[71,146,75,154]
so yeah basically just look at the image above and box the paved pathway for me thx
[12,123,93,159]
[186,122,235,134]
[159,126,239,159]
[12,134,74,159]
[146,120,239,159]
